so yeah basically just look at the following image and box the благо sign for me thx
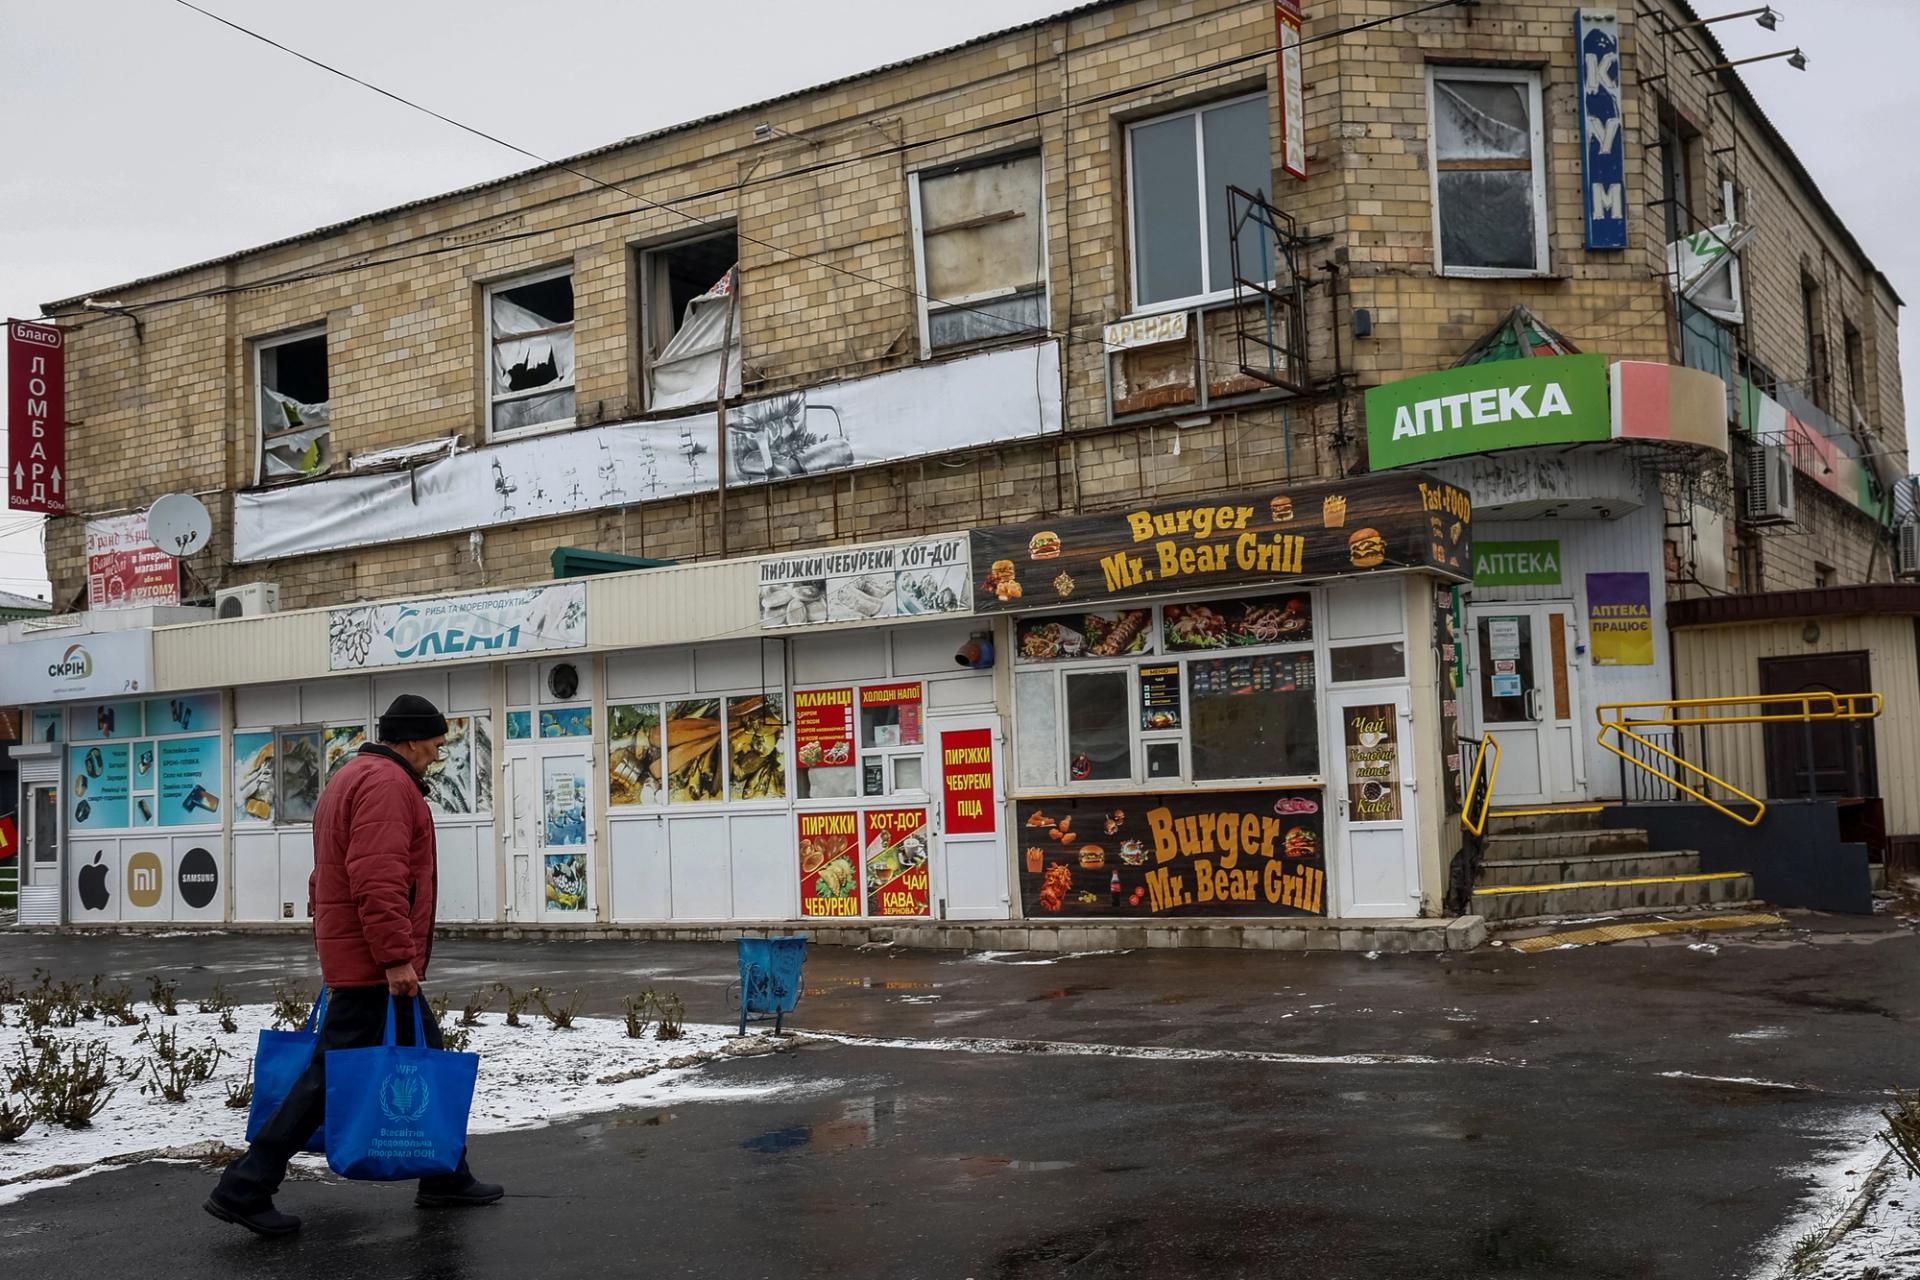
[970,472,1472,613]
[1364,353,1611,470]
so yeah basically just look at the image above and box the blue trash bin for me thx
[736,935,806,1034]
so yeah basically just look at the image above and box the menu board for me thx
[1139,665,1182,730]
[1187,652,1314,697]
[1017,789,1325,918]
[939,728,995,834]
[1343,703,1401,822]
[794,687,855,769]
[797,810,861,917]
[863,808,930,917]
[1163,592,1311,650]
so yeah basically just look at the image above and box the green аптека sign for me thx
[1473,539,1562,586]
[1364,353,1612,469]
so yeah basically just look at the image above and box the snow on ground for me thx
[1,1003,802,1204]
[1744,1107,1916,1279]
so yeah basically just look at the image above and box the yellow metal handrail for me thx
[1594,691,1883,828]
[1460,733,1500,837]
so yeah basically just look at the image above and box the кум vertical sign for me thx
[1577,10,1626,250]
[7,319,66,514]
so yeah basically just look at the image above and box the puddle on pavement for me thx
[1155,994,1192,1005]
[958,1155,1078,1176]
[741,1095,906,1155]
[802,978,938,997]
[1026,985,1110,1002]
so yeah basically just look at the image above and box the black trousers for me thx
[218,986,476,1202]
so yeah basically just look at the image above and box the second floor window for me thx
[1429,68,1548,276]
[487,266,575,438]
[1126,95,1272,310]
[642,233,739,412]
[910,150,1047,353]
[255,326,330,485]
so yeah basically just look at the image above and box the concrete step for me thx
[1482,828,1650,860]
[1470,871,1755,923]
[1476,850,1701,888]
[1480,805,1610,835]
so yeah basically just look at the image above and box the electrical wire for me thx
[100,0,1476,385]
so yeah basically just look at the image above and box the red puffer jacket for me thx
[309,746,437,987]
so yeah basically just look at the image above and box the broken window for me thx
[487,267,575,437]
[1429,69,1548,275]
[1843,320,1867,418]
[255,326,331,485]
[642,233,739,412]
[1801,275,1828,409]
[1127,96,1272,308]
[910,151,1047,352]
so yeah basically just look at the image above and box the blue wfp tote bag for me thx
[324,995,479,1181]
[246,988,328,1153]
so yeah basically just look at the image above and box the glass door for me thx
[24,782,59,888]
[538,752,594,919]
[1465,603,1582,806]
[1328,689,1418,918]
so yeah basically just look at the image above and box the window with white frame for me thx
[1428,68,1549,275]
[486,267,576,437]
[641,232,739,411]
[254,326,331,485]
[1126,95,1273,309]
[910,151,1047,352]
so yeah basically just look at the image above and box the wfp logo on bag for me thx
[379,1064,432,1122]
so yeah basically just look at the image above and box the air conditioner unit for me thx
[1743,444,1797,527]
[1899,523,1920,579]
[214,582,281,619]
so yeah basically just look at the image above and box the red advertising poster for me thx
[859,681,923,746]
[0,813,17,861]
[797,810,861,917]
[793,687,854,769]
[85,514,180,610]
[863,807,930,917]
[940,727,995,835]
[7,319,66,514]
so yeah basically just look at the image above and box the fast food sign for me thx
[1017,790,1326,918]
[863,807,930,917]
[969,472,1471,614]
[793,687,854,769]
[940,727,995,835]
[797,810,861,917]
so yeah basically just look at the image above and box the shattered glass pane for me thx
[1434,79,1530,160]
[1439,170,1536,270]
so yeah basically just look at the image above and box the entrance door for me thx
[1329,689,1420,918]
[1761,652,1877,800]
[22,782,59,890]
[1465,603,1583,806]
[504,756,537,922]
[929,714,1009,920]
[536,751,595,920]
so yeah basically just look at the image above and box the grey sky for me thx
[1,0,1913,599]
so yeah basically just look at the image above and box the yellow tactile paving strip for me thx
[1505,912,1787,953]
[1473,871,1747,896]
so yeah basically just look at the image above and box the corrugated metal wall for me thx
[1671,616,1920,836]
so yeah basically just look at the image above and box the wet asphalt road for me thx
[0,912,1915,1279]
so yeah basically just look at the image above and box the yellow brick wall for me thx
[35,0,1900,612]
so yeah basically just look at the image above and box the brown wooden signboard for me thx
[1018,789,1327,918]
[971,472,1470,613]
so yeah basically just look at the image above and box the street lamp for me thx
[1694,47,1808,73]
[1673,6,1781,32]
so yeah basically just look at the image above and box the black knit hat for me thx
[378,694,449,744]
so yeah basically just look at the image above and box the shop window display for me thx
[1187,654,1318,780]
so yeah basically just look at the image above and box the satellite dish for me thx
[145,493,211,558]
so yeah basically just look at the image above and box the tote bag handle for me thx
[380,993,429,1047]
[303,987,331,1032]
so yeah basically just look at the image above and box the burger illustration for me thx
[983,558,1024,601]
[1077,844,1106,869]
[1347,527,1386,568]
[1282,826,1318,859]
[1029,530,1062,560]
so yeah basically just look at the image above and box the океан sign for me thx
[1364,353,1611,469]
[969,472,1472,614]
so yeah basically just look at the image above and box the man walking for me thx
[206,694,503,1236]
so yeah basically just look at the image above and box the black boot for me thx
[204,1189,302,1237]
[416,1179,504,1209]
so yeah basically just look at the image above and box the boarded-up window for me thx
[643,232,740,411]
[1429,69,1548,275]
[912,152,1047,352]
[255,327,330,485]
[487,267,575,437]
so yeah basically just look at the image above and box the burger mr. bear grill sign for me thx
[969,473,1471,613]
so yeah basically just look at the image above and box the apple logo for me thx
[77,851,111,912]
